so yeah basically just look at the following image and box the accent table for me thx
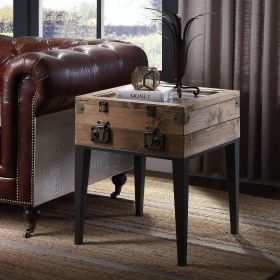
[74,86,240,266]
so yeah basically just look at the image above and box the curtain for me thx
[179,0,280,182]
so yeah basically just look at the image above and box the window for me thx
[41,0,162,69]
[104,0,162,69]
[42,0,97,39]
[13,0,177,80]
[0,0,13,36]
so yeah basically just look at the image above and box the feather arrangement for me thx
[146,8,208,98]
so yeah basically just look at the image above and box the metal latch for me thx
[91,121,111,143]
[99,101,109,113]
[144,126,165,150]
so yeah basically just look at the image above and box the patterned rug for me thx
[0,175,279,280]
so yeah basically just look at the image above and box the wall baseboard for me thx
[144,170,280,200]
[145,158,280,199]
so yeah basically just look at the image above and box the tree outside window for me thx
[104,0,162,69]
[0,0,13,36]
[42,0,162,69]
[42,0,97,39]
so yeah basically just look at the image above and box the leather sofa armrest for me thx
[1,41,148,116]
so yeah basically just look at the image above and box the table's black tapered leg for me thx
[75,146,91,245]
[172,158,189,266]
[225,139,240,234]
[134,155,146,217]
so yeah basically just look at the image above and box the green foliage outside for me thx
[113,33,162,69]
[0,32,12,36]
[0,5,13,35]
[43,2,97,39]
[77,1,96,25]
[0,5,12,22]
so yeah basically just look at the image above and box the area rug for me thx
[0,175,279,280]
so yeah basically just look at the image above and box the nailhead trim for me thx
[30,90,36,204]
[15,77,23,201]
[0,198,32,205]
[13,75,35,205]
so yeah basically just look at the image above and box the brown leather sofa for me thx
[0,35,148,236]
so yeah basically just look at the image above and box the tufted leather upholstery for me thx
[0,35,148,205]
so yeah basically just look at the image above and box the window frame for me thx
[13,0,39,37]
[13,0,178,81]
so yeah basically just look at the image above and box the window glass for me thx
[42,0,97,39]
[104,0,162,69]
[0,0,13,36]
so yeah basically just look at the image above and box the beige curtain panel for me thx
[179,0,280,183]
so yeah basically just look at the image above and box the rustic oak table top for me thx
[75,85,240,159]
